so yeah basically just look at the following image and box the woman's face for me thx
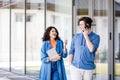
[49,28,57,39]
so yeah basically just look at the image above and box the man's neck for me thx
[88,29,92,34]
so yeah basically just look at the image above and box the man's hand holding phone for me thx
[81,26,89,38]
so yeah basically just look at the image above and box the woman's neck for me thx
[50,38,55,41]
[50,39,56,48]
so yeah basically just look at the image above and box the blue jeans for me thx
[51,70,59,80]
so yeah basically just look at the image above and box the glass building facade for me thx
[0,0,120,80]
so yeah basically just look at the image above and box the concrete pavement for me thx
[0,69,34,80]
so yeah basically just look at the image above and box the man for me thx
[69,17,100,80]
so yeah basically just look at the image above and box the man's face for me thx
[79,21,85,31]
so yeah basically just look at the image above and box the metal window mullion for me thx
[24,0,27,75]
[72,0,77,35]
[108,0,114,80]
[44,0,46,29]
[88,0,94,18]
[10,0,12,72]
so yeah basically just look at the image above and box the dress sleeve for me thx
[40,42,50,63]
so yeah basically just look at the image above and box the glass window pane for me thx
[26,0,44,79]
[0,0,10,70]
[77,0,88,16]
[93,0,108,80]
[11,0,25,74]
[114,0,120,80]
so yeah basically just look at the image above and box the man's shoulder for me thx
[91,32,100,40]
[74,33,82,37]
[92,32,100,37]
[72,33,82,40]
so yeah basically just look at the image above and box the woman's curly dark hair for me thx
[42,26,61,41]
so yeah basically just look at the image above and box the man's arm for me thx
[82,28,94,52]
[84,35,94,52]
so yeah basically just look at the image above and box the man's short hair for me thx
[78,17,93,29]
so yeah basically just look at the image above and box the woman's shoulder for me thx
[42,40,50,45]
[56,39,63,43]
[56,40,64,45]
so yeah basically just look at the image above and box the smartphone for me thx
[82,24,89,32]
[85,23,89,29]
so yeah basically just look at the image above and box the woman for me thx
[39,26,67,80]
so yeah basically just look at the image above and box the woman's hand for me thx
[49,54,61,61]
[64,40,67,53]
[64,40,67,48]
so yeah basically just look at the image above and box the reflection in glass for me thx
[0,0,10,8]
[114,0,120,80]
[93,0,108,80]
[77,0,88,16]
[26,0,44,79]
[0,0,10,70]
[11,0,25,74]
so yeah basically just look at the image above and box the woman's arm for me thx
[40,42,50,63]
[60,40,68,58]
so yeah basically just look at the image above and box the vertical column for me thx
[108,0,114,80]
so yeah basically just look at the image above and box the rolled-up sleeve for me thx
[92,35,100,53]
[69,36,75,55]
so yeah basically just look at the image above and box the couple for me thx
[39,17,100,80]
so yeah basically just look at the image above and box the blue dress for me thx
[39,40,67,80]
